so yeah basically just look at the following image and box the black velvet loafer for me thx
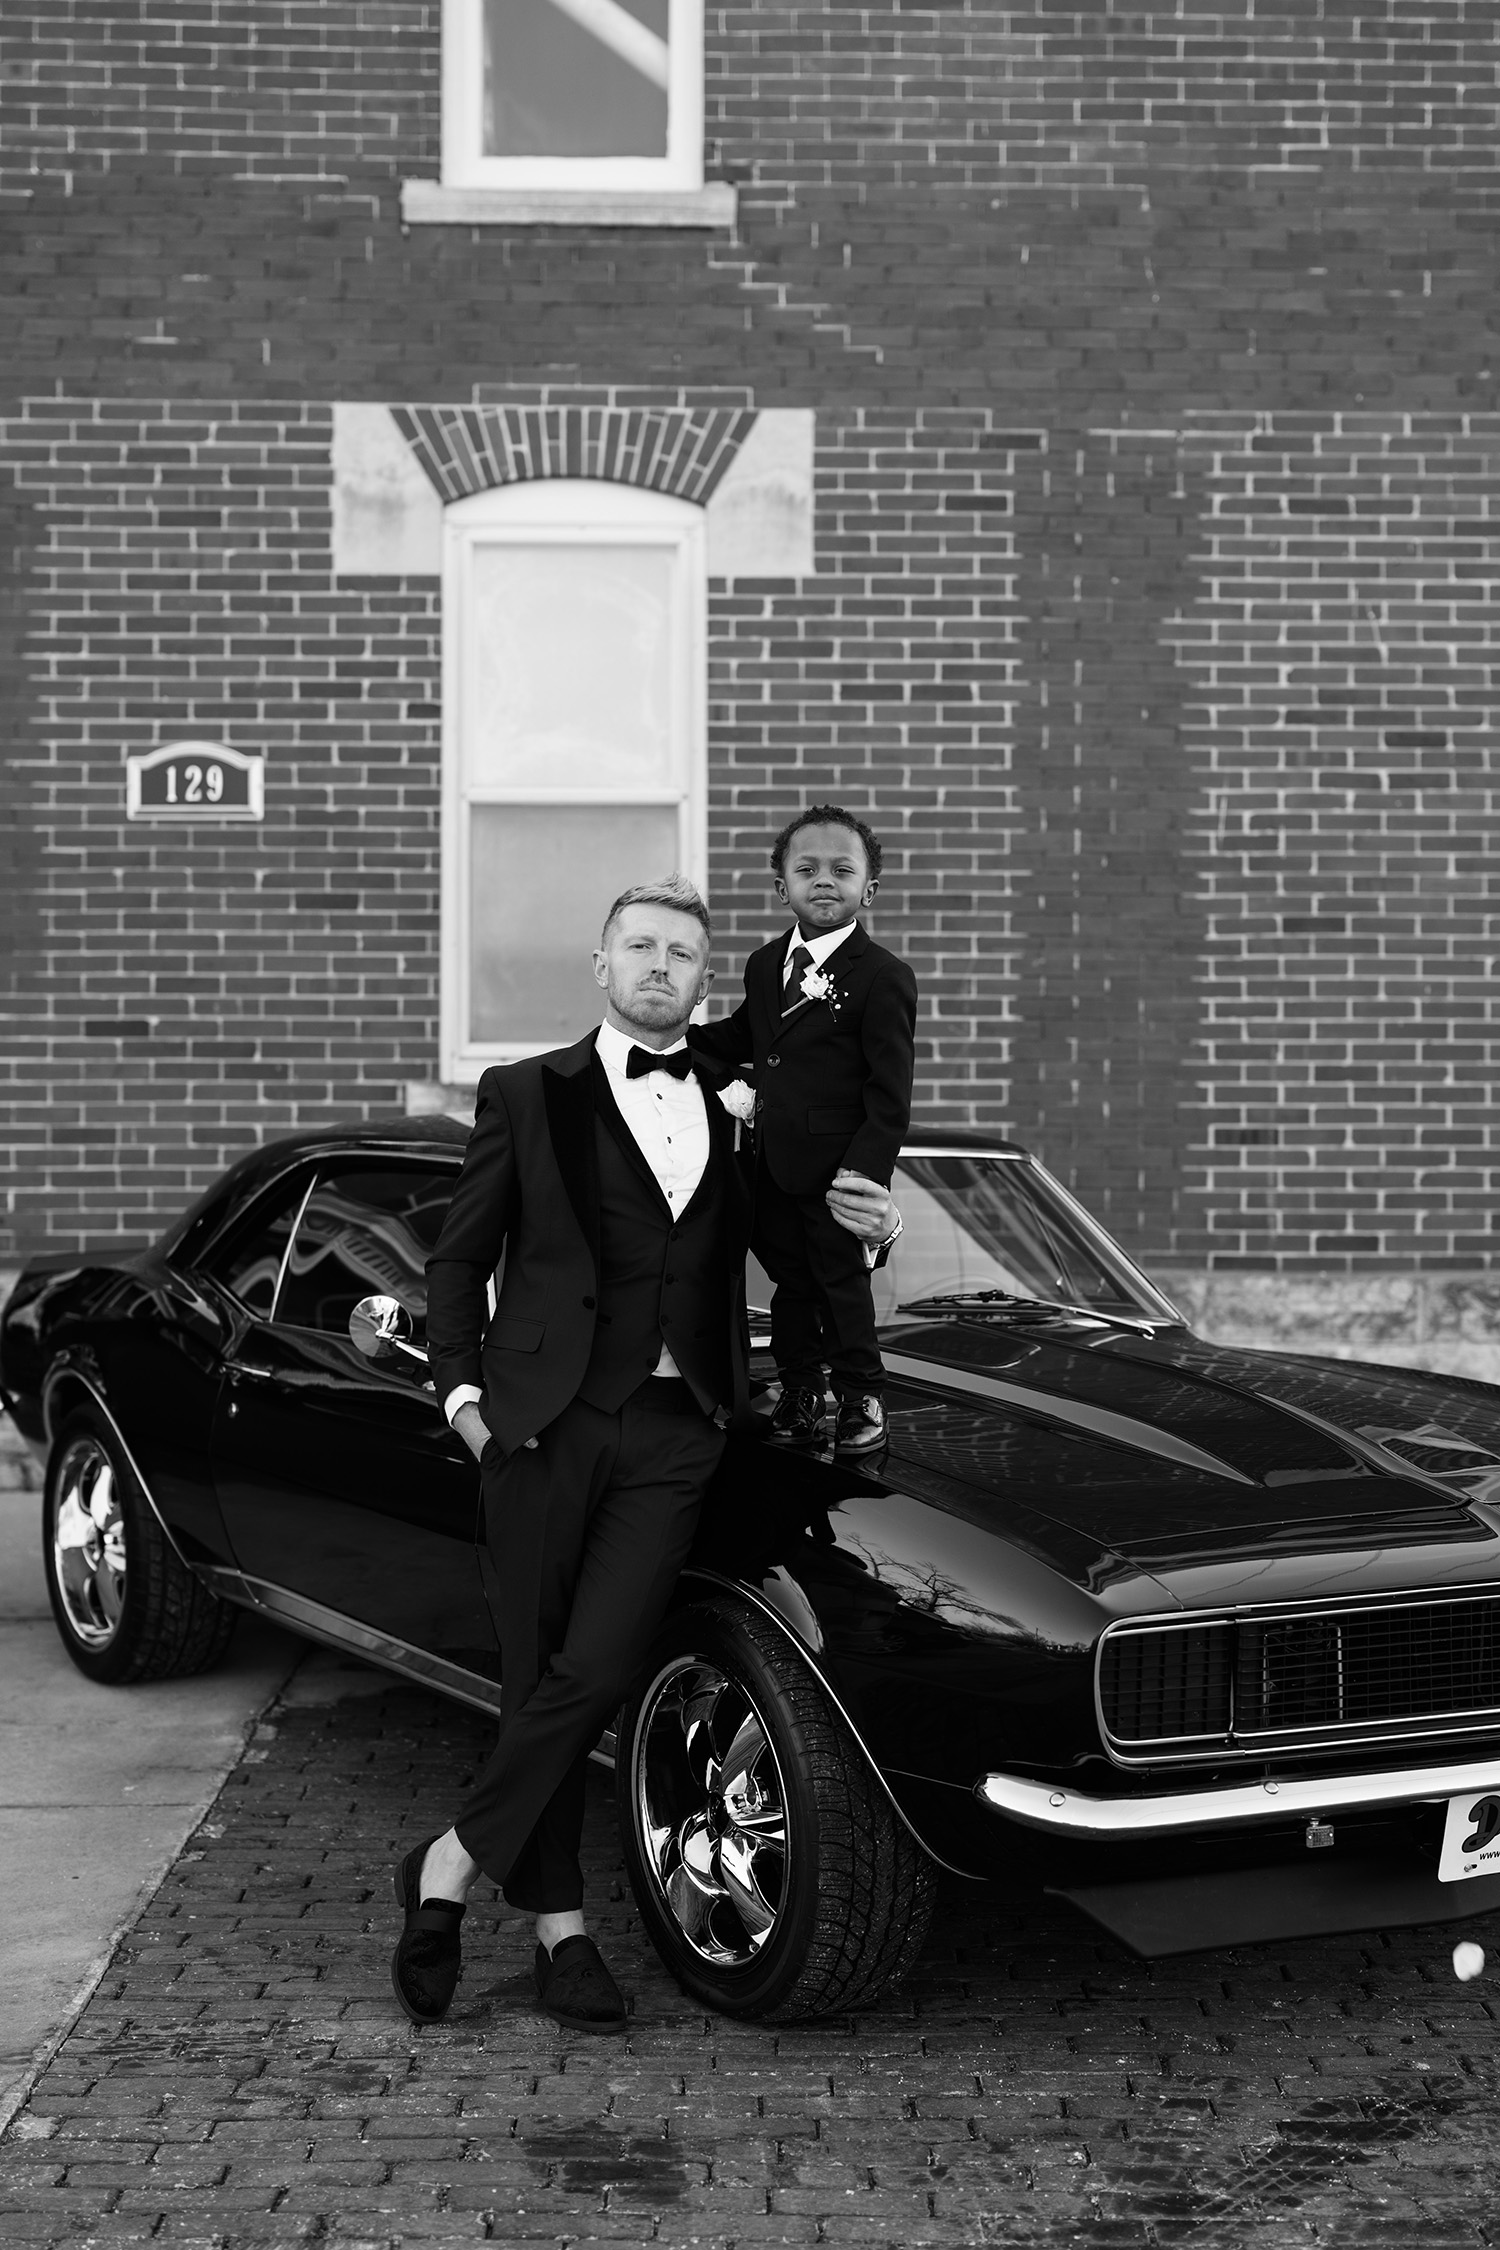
[834,1392,888,1454]
[390,1836,465,2025]
[533,1935,628,2034]
[767,1385,827,1446]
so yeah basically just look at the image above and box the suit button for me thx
[767,1051,781,1067]
[582,1296,596,1309]
[664,1277,676,1287]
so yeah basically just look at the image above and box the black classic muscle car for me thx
[6,1121,1500,2021]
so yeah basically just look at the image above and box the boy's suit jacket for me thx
[425,1029,753,1456]
[690,921,917,1196]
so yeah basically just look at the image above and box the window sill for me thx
[400,180,737,229]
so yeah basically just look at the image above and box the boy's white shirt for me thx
[781,919,856,984]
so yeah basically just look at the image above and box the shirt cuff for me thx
[863,1210,903,1270]
[444,1384,483,1426]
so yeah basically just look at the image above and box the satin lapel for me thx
[701,1081,752,1250]
[591,1056,675,1215]
[542,1038,600,1261]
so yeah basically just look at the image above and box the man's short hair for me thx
[599,875,713,948]
[770,803,885,880]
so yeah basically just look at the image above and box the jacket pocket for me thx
[487,1314,545,1353]
[807,1106,863,1137]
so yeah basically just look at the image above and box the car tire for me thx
[618,1598,937,2020]
[43,1406,237,1684]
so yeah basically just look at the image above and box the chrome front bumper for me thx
[975,1756,1500,1841]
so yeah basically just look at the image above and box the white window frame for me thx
[440,479,707,1083]
[441,0,704,193]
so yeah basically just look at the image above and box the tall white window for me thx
[442,0,705,193]
[441,480,707,1080]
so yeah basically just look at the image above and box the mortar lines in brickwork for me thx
[1155,413,1500,1268]
[394,400,758,505]
[0,399,444,1246]
[6,5,1500,201]
[708,410,1040,1122]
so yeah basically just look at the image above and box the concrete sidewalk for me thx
[0,1413,303,2133]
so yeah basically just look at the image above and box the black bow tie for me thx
[625,1044,695,1081]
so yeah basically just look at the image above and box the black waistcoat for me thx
[576,1079,732,1418]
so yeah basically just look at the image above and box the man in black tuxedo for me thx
[691,807,916,1456]
[396,877,897,2035]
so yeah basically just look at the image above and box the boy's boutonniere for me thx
[717,1078,758,1151]
[800,964,843,1018]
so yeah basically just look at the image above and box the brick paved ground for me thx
[2,1673,1498,2248]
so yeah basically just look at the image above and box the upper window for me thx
[441,479,706,1081]
[442,0,704,193]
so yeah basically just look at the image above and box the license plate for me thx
[1439,1789,1500,1882]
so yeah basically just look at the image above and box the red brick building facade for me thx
[3,3,1499,1359]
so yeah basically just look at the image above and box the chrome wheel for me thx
[51,1436,127,1650]
[633,1655,791,1969]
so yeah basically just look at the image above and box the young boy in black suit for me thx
[692,805,916,1453]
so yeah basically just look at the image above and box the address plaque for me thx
[125,741,265,822]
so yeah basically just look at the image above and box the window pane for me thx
[209,1179,308,1319]
[276,1168,456,1335]
[484,0,670,160]
[470,802,681,1044]
[470,541,676,790]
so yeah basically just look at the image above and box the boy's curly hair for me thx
[770,804,884,880]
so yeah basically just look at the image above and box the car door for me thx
[208,1157,498,1678]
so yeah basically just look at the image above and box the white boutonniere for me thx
[800,965,843,1018]
[717,1078,758,1150]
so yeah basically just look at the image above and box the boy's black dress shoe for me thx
[767,1385,826,1446]
[834,1393,888,1453]
[391,1837,465,2024]
[534,1935,628,2033]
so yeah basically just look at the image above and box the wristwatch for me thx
[876,1208,903,1254]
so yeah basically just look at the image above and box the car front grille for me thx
[1099,1623,1233,1744]
[1099,1595,1500,1759]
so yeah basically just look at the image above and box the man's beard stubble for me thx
[610,977,692,1040]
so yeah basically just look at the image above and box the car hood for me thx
[883,1317,1500,1582]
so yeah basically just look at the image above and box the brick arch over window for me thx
[391,402,757,506]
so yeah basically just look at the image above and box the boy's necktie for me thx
[783,944,813,1010]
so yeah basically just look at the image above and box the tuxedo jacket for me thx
[691,921,918,1196]
[425,1029,753,1455]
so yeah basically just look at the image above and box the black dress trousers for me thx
[453,1382,726,1912]
[752,1170,885,1397]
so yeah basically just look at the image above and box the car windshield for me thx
[729,1150,1175,1330]
[874,1152,1180,1322]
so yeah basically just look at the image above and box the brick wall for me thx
[0,400,442,1250]
[2,3,1500,1291]
[1174,412,1500,1274]
[713,409,1034,1129]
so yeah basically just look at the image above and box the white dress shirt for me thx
[782,918,856,992]
[443,1021,710,1424]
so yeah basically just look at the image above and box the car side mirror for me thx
[349,1295,429,1364]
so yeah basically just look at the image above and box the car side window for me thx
[206,1174,313,1320]
[273,1165,456,1338]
